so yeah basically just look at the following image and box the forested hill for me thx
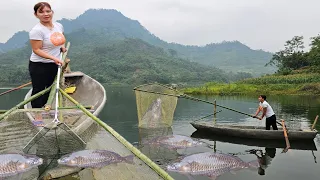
[0,33,252,85]
[0,31,28,53]
[0,9,275,75]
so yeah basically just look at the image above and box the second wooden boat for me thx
[190,121,318,140]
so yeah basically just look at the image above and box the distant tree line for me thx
[265,34,320,74]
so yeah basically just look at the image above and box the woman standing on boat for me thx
[29,2,66,108]
[253,95,278,130]
[29,2,66,125]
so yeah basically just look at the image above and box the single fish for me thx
[141,98,162,128]
[167,152,259,180]
[144,134,204,149]
[0,153,43,178]
[57,150,134,168]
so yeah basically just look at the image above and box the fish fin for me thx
[91,161,111,169]
[230,170,237,175]
[124,155,135,164]
[247,159,260,169]
[186,174,196,180]
[17,173,22,180]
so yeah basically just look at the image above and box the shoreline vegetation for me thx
[182,82,320,96]
[182,67,320,96]
[183,35,320,96]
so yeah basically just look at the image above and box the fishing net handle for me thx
[53,54,62,122]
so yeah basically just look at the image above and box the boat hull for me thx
[191,130,317,151]
[23,72,107,142]
[190,121,318,140]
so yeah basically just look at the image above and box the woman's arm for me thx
[254,106,262,117]
[30,40,63,65]
[60,32,67,53]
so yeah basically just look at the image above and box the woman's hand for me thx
[60,47,67,53]
[54,58,63,65]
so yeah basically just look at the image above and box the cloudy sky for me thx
[0,0,319,52]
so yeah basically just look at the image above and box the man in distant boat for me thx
[253,95,278,130]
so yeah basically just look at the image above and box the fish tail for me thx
[123,155,134,164]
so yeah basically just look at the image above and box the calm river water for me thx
[0,86,319,180]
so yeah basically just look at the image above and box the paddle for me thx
[311,115,319,130]
[0,82,32,96]
[281,119,290,152]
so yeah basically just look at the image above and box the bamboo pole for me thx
[44,42,71,111]
[214,100,217,123]
[0,85,52,121]
[60,42,71,80]
[0,106,93,113]
[134,89,286,126]
[59,88,174,180]
[0,82,32,96]
[311,150,317,163]
[134,89,258,118]
[311,115,319,130]
[58,91,64,122]
[44,78,57,111]
[281,119,290,152]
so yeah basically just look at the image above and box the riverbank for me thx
[182,68,320,95]
[182,82,320,95]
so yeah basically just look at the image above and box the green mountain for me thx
[0,30,252,85]
[0,31,28,53]
[0,9,275,75]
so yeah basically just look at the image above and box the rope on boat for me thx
[59,88,174,180]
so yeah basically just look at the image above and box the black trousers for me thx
[29,61,58,108]
[266,114,278,130]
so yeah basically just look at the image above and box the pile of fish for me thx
[57,149,135,168]
[0,153,43,178]
[0,149,135,178]
[166,152,259,180]
[142,134,205,150]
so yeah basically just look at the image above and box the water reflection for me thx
[247,147,276,176]
[138,127,180,167]
[1,87,320,180]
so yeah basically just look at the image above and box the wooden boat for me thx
[191,130,318,151]
[0,71,171,179]
[190,121,318,140]
[23,71,107,142]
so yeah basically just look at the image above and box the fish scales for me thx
[0,154,42,177]
[57,150,134,168]
[167,152,257,179]
[145,134,203,149]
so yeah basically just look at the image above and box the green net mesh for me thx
[0,109,89,157]
[0,108,166,180]
[134,83,181,128]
